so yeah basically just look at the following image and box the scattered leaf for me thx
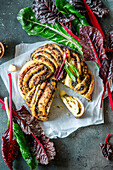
[17,7,82,54]
[79,25,107,65]
[99,143,113,160]
[13,122,38,169]
[2,128,19,170]
[64,62,76,82]
[2,73,19,170]
[70,0,109,19]
[99,31,113,83]
[15,105,56,165]
[69,63,79,77]
[82,0,105,38]
[56,0,88,34]
[33,0,74,27]
[99,134,113,160]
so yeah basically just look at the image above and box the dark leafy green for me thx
[17,7,82,55]
[56,0,88,34]
[99,31,113,83]
[79,25,113,108]
[99,134,113,160]
[99,142,113,160]
[33,0,74,27]
[15,105,56,165]
[99,59,110,84]
[13,122,38,170]
[70,0,109,19]
[79,25,107,64]
[2,128,19,170]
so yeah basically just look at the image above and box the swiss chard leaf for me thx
[32,0,74,26]
[79,25,113,109]
[99,143,113,160]
[13,122,38,169]
[17,7,82,55]
[29,134,56,165]
[79,25,107,65]
[2,128,19,170]
[99,31,113,83]
[99,59,110,84]
[15,105,56,165]
[82,0,105,39]
[70,0,109,19]
[56,0,88,34]
[69,63,79,77]
[2,73,19,170]
[64,62,76,82]
[99,134,113,160]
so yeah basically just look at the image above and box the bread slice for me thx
[59,90,84,118]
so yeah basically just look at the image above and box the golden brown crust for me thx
[43,43,64,66]
[25,86,36,107]
[30,79,57,121]
[18,43,94,121]
[64,50,94,100]
[84,70,94,100]
[18,60,40,99]
[31,51,58,69]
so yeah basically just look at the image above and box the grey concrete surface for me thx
[0,0,113,170]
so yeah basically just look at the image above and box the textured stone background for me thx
[0,0,113,170]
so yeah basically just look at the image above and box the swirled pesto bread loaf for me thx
[18,43,94,121]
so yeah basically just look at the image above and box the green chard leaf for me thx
[56,0,88,34]
[17,7,82,55]
[69,63,79,77]
[13,122,38,170]
[64,63,76,82]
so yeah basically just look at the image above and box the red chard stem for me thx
[105,134,111,145]
[0,99,5,105]
[60,22,80,41]
[83,0,105,39]
[1,102,48,157]
[8,73,13,144]
[105,48,113,53]
[42,1,78,42]
[55,52,68,79]
[32,133,47,155]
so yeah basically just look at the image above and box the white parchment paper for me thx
[0,41,105,138]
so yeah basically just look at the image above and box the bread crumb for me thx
[8,64,17,72]
[66,113,70,116]
[57,105,63,109]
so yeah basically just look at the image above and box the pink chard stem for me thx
[60,22,80,41]
[105,134,111,145]
[83,0,105,39]
[56,52,68,79]
[8,73,13,144]
[1,101,47,157]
